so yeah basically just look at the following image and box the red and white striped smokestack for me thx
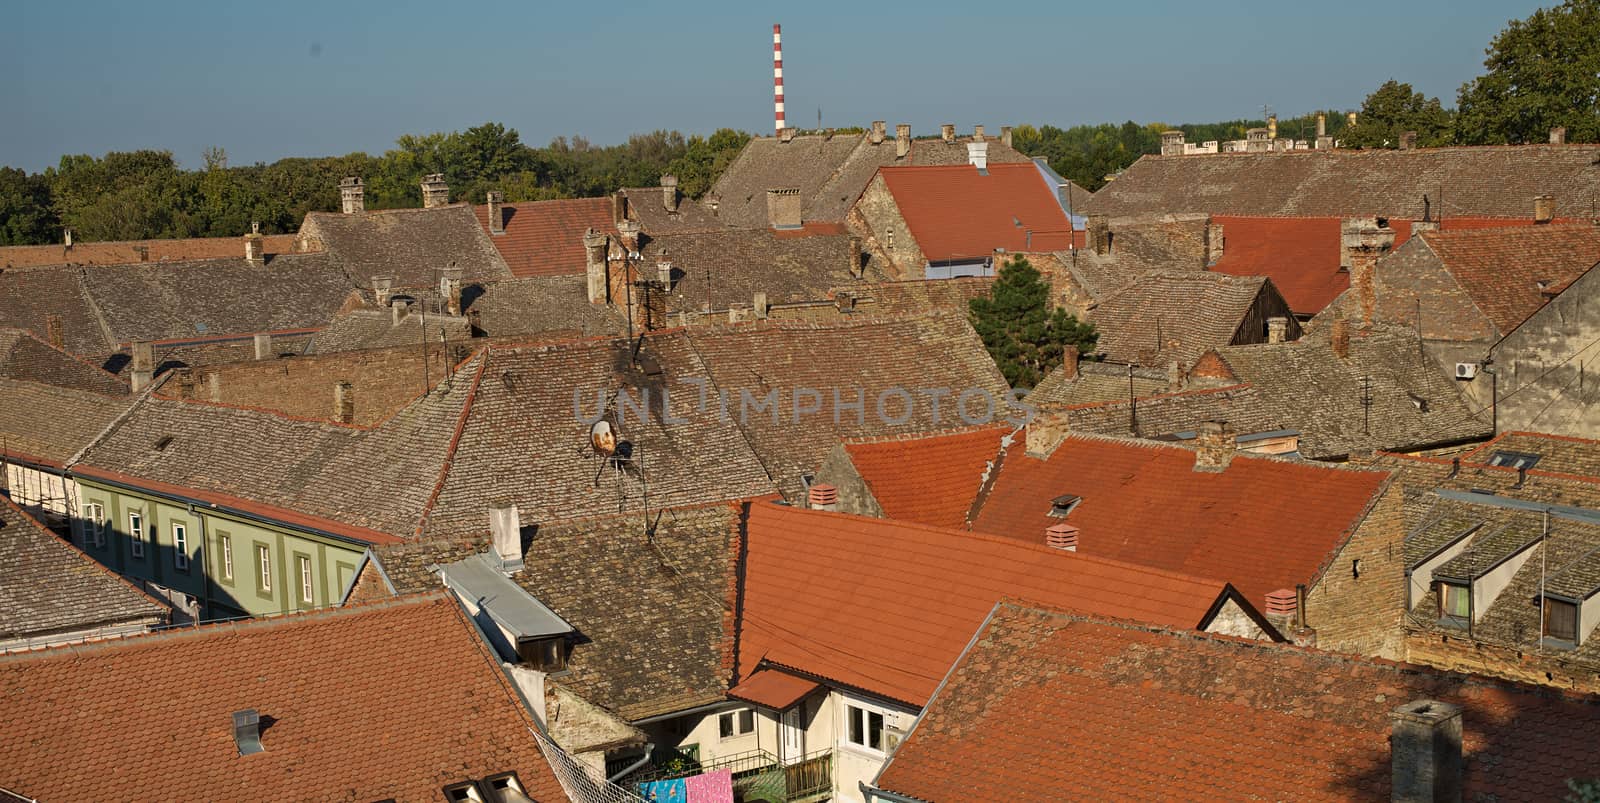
[773,24,785,134]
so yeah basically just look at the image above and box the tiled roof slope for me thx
[0,265,115,356]
[619,187,725,234]
[833,276,995,316]
[300,205,513,288]
[423,336,776,536]
[878,163,1075,261]
[0,593,563,802]
[514,505,739,721]
[907,137,1032,167]
[1462,431,1600,479]
[1025,361,1170,407]
[1058,383,1286,441]
[0,497,167,643]
[1206,323,1490,458]
[79,252,355,345]
[0,329,127,395]
[971,434,1389,607]
[687,314,1012,499]
[0,380,134,466]
[876,603,1600,803]
[367,536,486,596]
[1087,146,1600,218]
[738,502,1240,707]
[0,234,300,270]
[1418,225,1600,334]
[473,197,617,278]
[308,307,473,354]
[641,228,868,311]
[462,276,628,338]
[1089,272,1278,366]
[840,426,1008,528]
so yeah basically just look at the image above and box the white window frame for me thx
[84,502,106,548]
[842,698,894,756]
[718,707,755,740]
[128,511,145,558]
[172,523,189,569]
[257,545,272,592]
[298,556,314,604]
[220,534,234,580]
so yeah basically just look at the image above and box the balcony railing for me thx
[619,747,832,802]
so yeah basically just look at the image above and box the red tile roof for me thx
[473,198,617,278]
[1419,224,1600,333]
[968,434,1390,609]
[877,603,1600,803]
[1209,215,1592,315]
[877,163,1075,262]
[737,502,1241,707]
[0,234,303,270]
[0,593,564,802]
[727,667,824,711]
[841,426,1007,528]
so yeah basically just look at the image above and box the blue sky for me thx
[0,0,1545,173]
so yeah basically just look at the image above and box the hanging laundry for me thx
[638,777,687,802]
[685,768,734,803]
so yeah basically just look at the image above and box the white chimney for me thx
[967,141,989,171]
[490,504,524,572]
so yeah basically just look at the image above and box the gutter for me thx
[606,744,655,784]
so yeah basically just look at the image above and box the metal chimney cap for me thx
[232,709,265,755]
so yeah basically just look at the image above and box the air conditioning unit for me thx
[1455,363,1480,380]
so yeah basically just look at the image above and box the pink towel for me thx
[684,767,734,803]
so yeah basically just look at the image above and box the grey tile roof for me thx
[308,308,473,354]
[1087,146,1600,218]
[839,277,995,316]
[0,266,114,357]
[0,329,127,396]
[369,536,486,595]
[0,380,133,466]
[462,276,627,339]
[619,188,725,235]
[1059,384,1287,441]
[1463,433,1600,479]
[1089,272,1275,365]
[1211,324,1491,459]
[299,205,513,289]
[0,498,167,641]
[1026,361,1170,408]
[642,228,872,313]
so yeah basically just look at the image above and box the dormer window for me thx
[1438,582,1470,626]
[516,636,567,673]
[1488,451,1541,470]
[1048,494,1081,518]
[1543,597,1579,645]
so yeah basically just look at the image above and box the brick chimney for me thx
[1193,420,1235,472]
[656,260,673,289]
[1267,317,1289,344]
[1399,131,1418,150]
[808,483,839,511]
[244,222,264,264]
[895,124,911,159]
[1060,345,1080,380]
[1160,130,1186,156]
[767,188,802,229]
[390,298,409,326]
[778,126,796,143]
[940,123,955,143]
[130,341,154,393]
[1534,195,1555,224]
[1316,114,1334,150]
[1087,215,1110,256]
[371,275,394,306]
[848,236,864,279]
[45,314,64,350]
[661,175,679,214]
[584,228,609,304]
[1000,126,1013,148]
[489,503,525,573]
[333,381,354,424]
[253,333,273,360]
[440,267,464,316]
[869,121,886,145]
[1045,522,1078,551]
[340,176,364,214]
[753,292,770,319]
[1206,221,1225,265]
[1389,700,1463,803]
[1550,126,1567,145]
[973,124,986,142]
[1331,318,1351,360]
[611,192,627,225]
[420,173,449,208]
[487,191,505,235]
[1341,217,1395,327]
[967,141,988,171]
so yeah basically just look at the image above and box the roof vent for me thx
[808,484,839,511]
[489,504,524,573]
[1045,523,1079,551]
[1048,494,1081,518]
[232,709,264,755]
[1263,588,1297,617]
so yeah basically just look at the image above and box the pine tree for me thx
[968,256,1097,389]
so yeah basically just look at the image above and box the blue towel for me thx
[639,778,687,802]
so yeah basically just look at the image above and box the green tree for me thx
[969,256,1097,389]
[0,167,58,245]
[1342,80,1454,148]
[1456,0,1600,144]
[1569,778,1600,803]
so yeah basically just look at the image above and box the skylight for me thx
[1488,451,1541,470]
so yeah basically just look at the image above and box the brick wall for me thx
[189,343,460,425]
[1373,240,1499,342]
[1405,632,1600,694]
[815,444,885,518]
[1305,478,1408,660]
[850,174,925,280]
[344,560,392,605]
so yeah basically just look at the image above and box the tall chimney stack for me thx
[1389,700,1463,803]
[772,24,785,134]
[243,222,264,264]
[333,381,355,424]
[1341,217,1395,327]
[489,503,525,573]
[1550,126,1567,145]
[487,191,505,235]
[1000,126,1013,148]
[661,175,680,214]
[1534,195,1556,224]
[1316,114,1333,150]
[583,228,610,304]
[1193,420,1235,472]
[420,173,449,209]
[940,124,955,143]
[895,124,911,159]
[130,341,154,393]
[340,177,365,214]
[869,121,886,145]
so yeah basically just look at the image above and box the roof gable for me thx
[878,163,1074,262]
[841,426,1007,528]
[1090,271,1277,365]
[473,198,616,278]
[1419,225,1600,334]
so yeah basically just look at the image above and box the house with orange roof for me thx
[0,592,568,802]
[866,602,1600,803]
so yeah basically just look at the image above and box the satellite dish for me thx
[590,420,617,456]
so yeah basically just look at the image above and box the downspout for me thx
[607,744,654,784]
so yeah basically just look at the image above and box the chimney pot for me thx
[1389,699,1463,803]
[1267,317,1289,344]
[895,124,911,159]
[244,223,265,264]
[807,484,839,510]
[333,381,354,424]
[419,173,449,208]
[487,191,505,234]
[1331,318,1351,360]
[1263,588,1297,617]
[1061,345,1080,379]
[1000,126,1013,148]
[657,260,673,288]
[1045,522,1079,551]
[1399,131,1418,150]
[130,341,155,392]
[232,709,265,755]
[1193,420,1235,472]
[869,121,886,145]
[766,187,802,230]
[252,333,272,361]
[660,175,679,213]
[340,177,365,214]
[1549,126,1567,145]
[778,127,796,143]
[973,124,985,142]
[489,503,525,572]
[583,228,609,304]
[1534,195,1555,224]
[940,123,955,143]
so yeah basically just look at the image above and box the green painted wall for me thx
[74,480,365,620]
